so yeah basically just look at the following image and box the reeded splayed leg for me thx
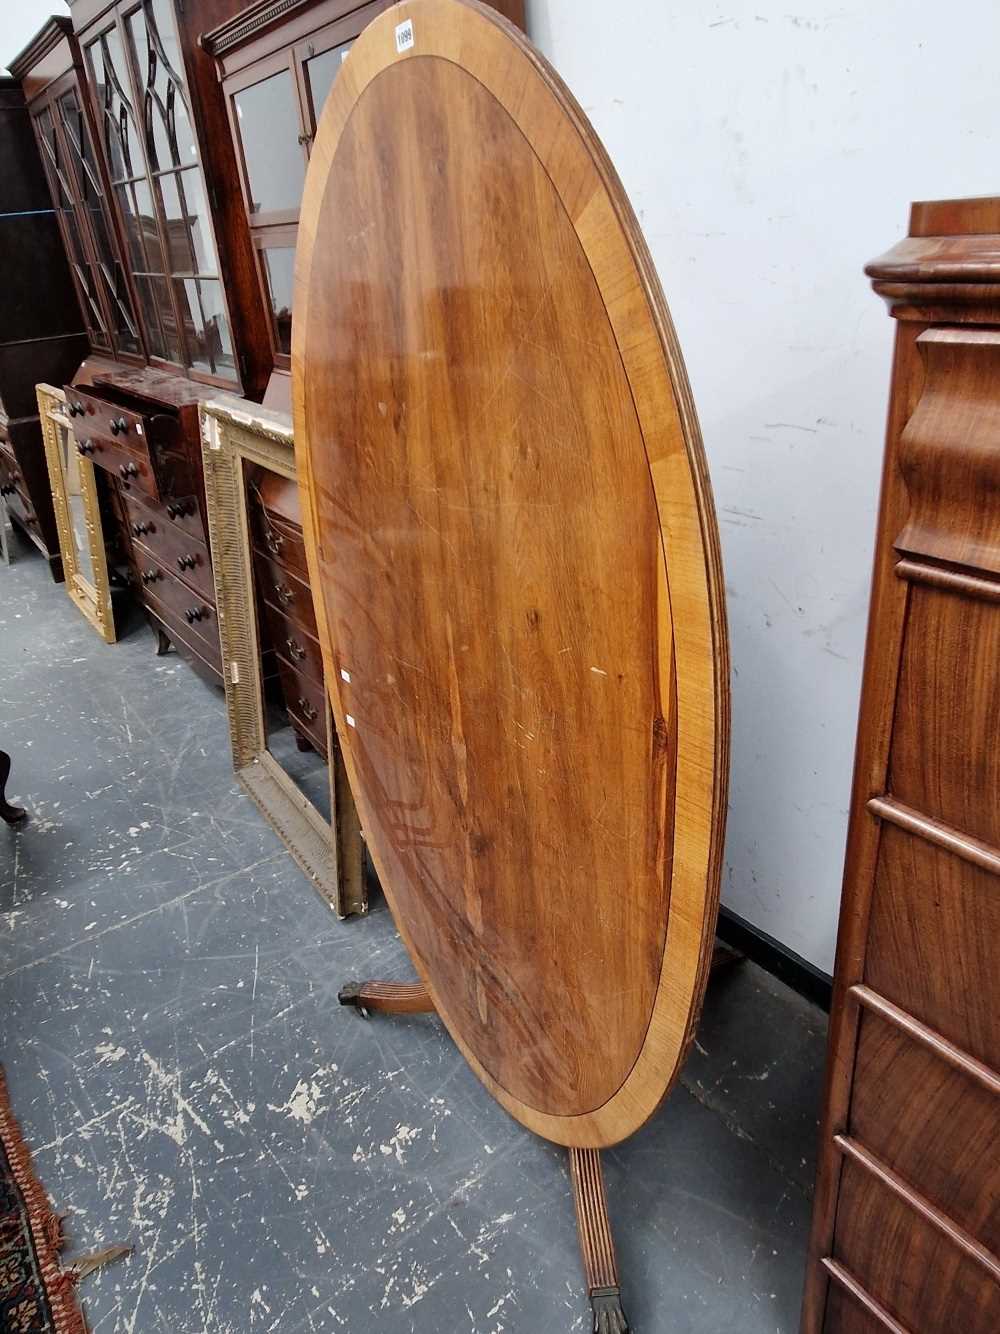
[570,1147,630,1334]
[337,980,435,1016]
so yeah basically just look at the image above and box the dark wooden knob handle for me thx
[266,532,283,554]
[184,606,207,624]
[166,501,192,520]
[297,697,318,721]
[132,520,153,536]
[119,461,139,480]
[286,637,305,661]
[0,483,14,497]
[141,567,161,584]
[77,440,96,456]
[176,553,198,571]
[69,402,84,418]
[110,416,128,436]
[274,583,293,605]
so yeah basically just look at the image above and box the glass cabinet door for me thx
[233,67,306,218]
[127,0,235,379]
[35,103,110,351]
[87,23,181,364]
[56,86,141,356]
[84,0,237,382]
[302,40,353,133]
[218,0,381,369]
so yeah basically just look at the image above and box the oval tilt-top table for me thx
[292,1,730,1325]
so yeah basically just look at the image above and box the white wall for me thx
[0,1,69,75]
[527,0,1000,972]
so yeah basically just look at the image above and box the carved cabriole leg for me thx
[570,1147,630,1334]
[0,751,26,825]
[338,980,435,1016]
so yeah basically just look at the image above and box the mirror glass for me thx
[60,417,96,588]
[244,461,331,822]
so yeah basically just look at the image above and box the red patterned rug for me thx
[0,1066,86,1334]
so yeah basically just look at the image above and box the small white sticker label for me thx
[345,713,356,729]
[340,668,351,683]
[229,661,240,684]
[395,18,414,54]
[135,423,143,436]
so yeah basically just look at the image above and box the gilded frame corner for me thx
[199,395,366,919]
[36,382,116,644]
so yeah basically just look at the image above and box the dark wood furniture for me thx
[201,0,526,732]
[10,3,276,673]
[0,71,88,581]
[64,366,224,681]
[203,0,525,410]
[802,198,1000,1333]
[295,1,728,1320]
[249,472,326,754]
[65,0,269,398]
[9,18,142,368]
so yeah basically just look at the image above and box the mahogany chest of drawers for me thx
[250,471,327,757]
[803,198,1000,1333]
[64,366,224,684]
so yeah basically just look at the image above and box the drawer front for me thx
[850,1011,1000,1254]
[135,554,218,654]
[250,504,309,580]
[64,386,156,456]
[822,1282,894,1334]
[276,653,328,753]
[830,1155,1000,1334]
[259,598,325,684]
[254,548,318,638]
[865,824,1000,1071]
[123,493,214,602]
[74,431,160,502]
[122,489,205,545]
[145,599,222,679]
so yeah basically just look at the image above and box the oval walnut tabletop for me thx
[293,0,729,1149]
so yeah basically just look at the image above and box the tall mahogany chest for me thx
[803,197,1000,1331]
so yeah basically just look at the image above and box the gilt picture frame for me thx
[199,395,365,918]
[36,382,116,644]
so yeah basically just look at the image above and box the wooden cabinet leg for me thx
[0,751,26,825]
[338,980,435,1016]
[570,1147,630,1333]
[154,626,171,656]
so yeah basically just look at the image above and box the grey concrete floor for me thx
[1,530,826,1333]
